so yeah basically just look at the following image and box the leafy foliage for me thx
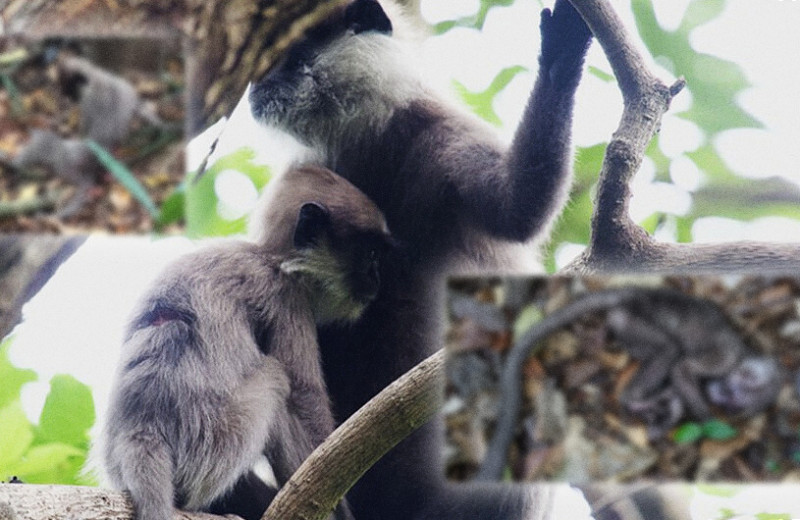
[0,337,96,485]
[433,0,517,34]
[184,147,271,237]
[673,421,704,444]
[453,66,528,126]
[673,419,737,444]
[431,0,799,272]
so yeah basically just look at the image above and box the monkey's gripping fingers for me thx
[539,0,593,88]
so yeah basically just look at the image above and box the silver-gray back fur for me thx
[104,167,389,520]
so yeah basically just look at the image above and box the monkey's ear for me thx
[294,202,331,249]
[345,0,392,35]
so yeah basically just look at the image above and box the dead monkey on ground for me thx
[249,0,592,517]
[10,48,171,217]
[474,286,785,481]
[103,166,393,520]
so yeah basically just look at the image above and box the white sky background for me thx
[6,1,800,517]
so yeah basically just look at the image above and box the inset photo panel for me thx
[444,275,800,484]
[0,36,184,233]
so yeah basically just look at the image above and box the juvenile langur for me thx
[57,55,164,148]
[103,166,392,520]
[249,1,592,518]
[475,287,785,481]
[11,55,166,217]
[11,129,100,217]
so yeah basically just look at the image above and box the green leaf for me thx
[755,514,791,520]
[452,66,527,126]
[587,66,615,83]
[0,336,37,410]
[632,0,761,136]
[36,375,95,449]
[433,20,459,35]
[185,148,271,238]
[0,401,34,472]
[155,185,186,228]
[8,443,85,485]
[574,143,607,186]
[702,419,737,441]
[475,0,515,28]
[433,0,515,33]
[638,213,663,235]
[680,0,727,32]
[86,139,159,218]
[512,304,544,343]
[674,216,694,243]
[696,483,739,498]
[673,422,704,444]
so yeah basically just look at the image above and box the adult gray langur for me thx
[248,0,592,518]
[103,166,393,520]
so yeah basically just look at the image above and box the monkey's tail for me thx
[474,288,639,481]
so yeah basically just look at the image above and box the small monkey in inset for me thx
[56,55,166,148]
[103,166,393,520]
[475,287,785,481]
[11,129,101,217]
[9,49,172,217]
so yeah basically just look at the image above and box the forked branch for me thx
[564,0,800,273]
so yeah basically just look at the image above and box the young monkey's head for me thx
[255,165,394,324]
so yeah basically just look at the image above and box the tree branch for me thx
[564,0,800,273]
[0,350,442,520]
[264,349,445,520]
[0,484,238,520]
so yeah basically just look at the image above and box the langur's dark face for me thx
[706,356,783,414]
[289,193,393,323]
[249,0,422,150]
[59,70,88,102]
[339,232,393,304]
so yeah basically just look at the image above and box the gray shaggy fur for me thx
[104,166,391,520]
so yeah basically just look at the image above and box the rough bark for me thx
[0,484,239,520]
[265,350,444,520]
[0,350,444,520]
[563,0,800,273]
